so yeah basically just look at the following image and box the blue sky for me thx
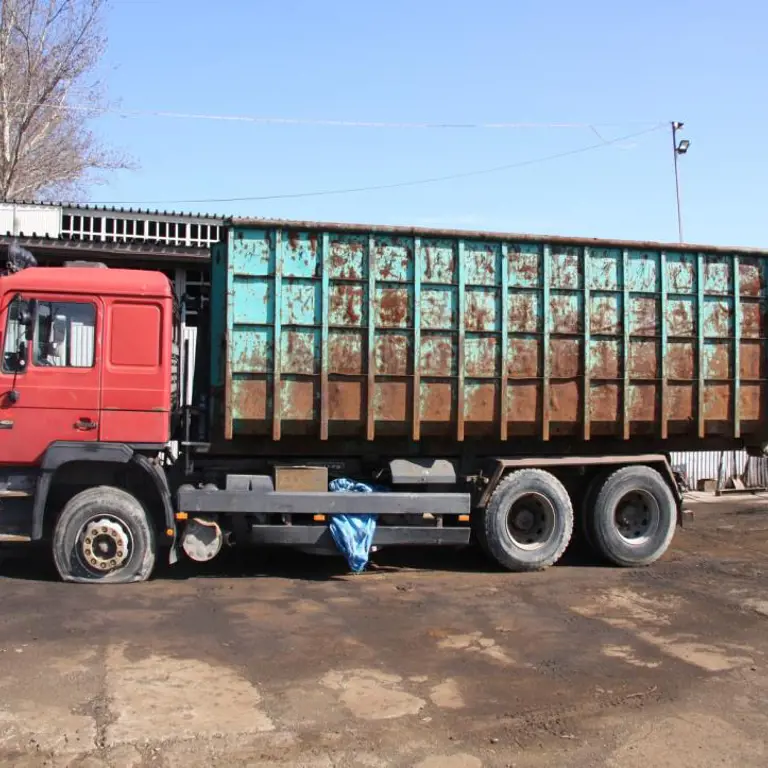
[89,0,767,247]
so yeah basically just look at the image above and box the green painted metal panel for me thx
[216,221,768,444]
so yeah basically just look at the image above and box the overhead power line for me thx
[82,124,666,207]
[0,99,661,131]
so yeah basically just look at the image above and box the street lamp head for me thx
[676,139,690,154]
[673,121,685,130]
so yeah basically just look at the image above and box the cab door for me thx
[0,293,102,466]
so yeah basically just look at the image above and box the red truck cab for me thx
[0,266,175,466]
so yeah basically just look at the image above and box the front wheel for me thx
[585,466,677,567]
[52,486,156,584]
[480,469,574,572]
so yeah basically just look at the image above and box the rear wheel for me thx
[52,486,156,584]
[480,469,573,572]
[585,466,677,567]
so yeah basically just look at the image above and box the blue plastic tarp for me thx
[328,478,380,573]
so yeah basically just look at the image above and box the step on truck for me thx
[0,220,765,583]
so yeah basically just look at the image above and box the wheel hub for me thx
[81,518,130,572]
[506,493,556,550]
[615,491,658,542]
[512,508,536,531]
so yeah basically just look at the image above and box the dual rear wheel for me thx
[478,466,677,572]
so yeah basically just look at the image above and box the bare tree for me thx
[0,0,131,201]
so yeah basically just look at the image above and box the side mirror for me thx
[17,307,32,326]
[52,314,67,343]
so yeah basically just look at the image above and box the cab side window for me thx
[33,302,96,368]
[2,296,30,374]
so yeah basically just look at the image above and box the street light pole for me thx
[671,121,690,244]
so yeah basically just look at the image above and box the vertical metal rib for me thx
[500,243,509,441]
[320,232,330,440]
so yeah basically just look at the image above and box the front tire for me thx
[585,466,677,567]
[53,486,156,584]
[480,469,574,572]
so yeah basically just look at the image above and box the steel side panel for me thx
[248,526,470,547]
[220,225,768,442]
[177,489,471,516]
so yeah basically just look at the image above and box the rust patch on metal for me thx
[630,297,658,336]
[329,237,365,279]
[590,340,619,379]
[667,342,694,379]
[550,294,581,334]
[329,284,364,327]
[740,384,763,421]
[281,379,316,421]
[667,257,695,293]
[465,383,496,423]
[465,244,497,286]
[628,340,658,379]
[375,381,408,422]
[740,341,763,379]
[421,288,456,329]
[506,382,539,422]
[232,378,269,423]
[740,301,764,338]
[549,381,580,423]
[704,383,730,420]
[629,383,657,421]
[465,289,497,332]
[666,299,694,337]
[507,246,540,288]
[507,337,539,378]
[739,258,764,296]
[421,381,453,423]
[282,331,317,375]
[590,295,620,334]
[376,287,410,327]
[465,337,498,377]
[375,238,412,282]
[422,240,455,283]
[706,342,731,379]
[421,336,455,376]
[668,384,694,421]
[328,332,363,375]
[507,292,539,333]
[704,299,730,337]
[550,339,580,378]
[703,255,730,294]
[328,380,363,422]
[550,247,580,289]
[375,334,410,376]
[590,383,619,423]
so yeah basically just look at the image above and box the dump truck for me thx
[1,219,765,583]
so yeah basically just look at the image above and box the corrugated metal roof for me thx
[1,200,225,221]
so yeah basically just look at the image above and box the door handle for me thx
[74,418,98,431]
[0,419,13,429]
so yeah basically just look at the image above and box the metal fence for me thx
[670,450,768,490]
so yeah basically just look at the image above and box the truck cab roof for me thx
[0,267,173,298]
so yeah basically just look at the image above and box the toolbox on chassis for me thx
[1,220,766,583]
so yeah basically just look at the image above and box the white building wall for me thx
[0,202,61,238]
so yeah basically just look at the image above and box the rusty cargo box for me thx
[210,219,768,447]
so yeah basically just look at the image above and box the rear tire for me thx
[586,466,677,567]
[577,470,611,553]
[53,486,156,584]
[480,469,573,572]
